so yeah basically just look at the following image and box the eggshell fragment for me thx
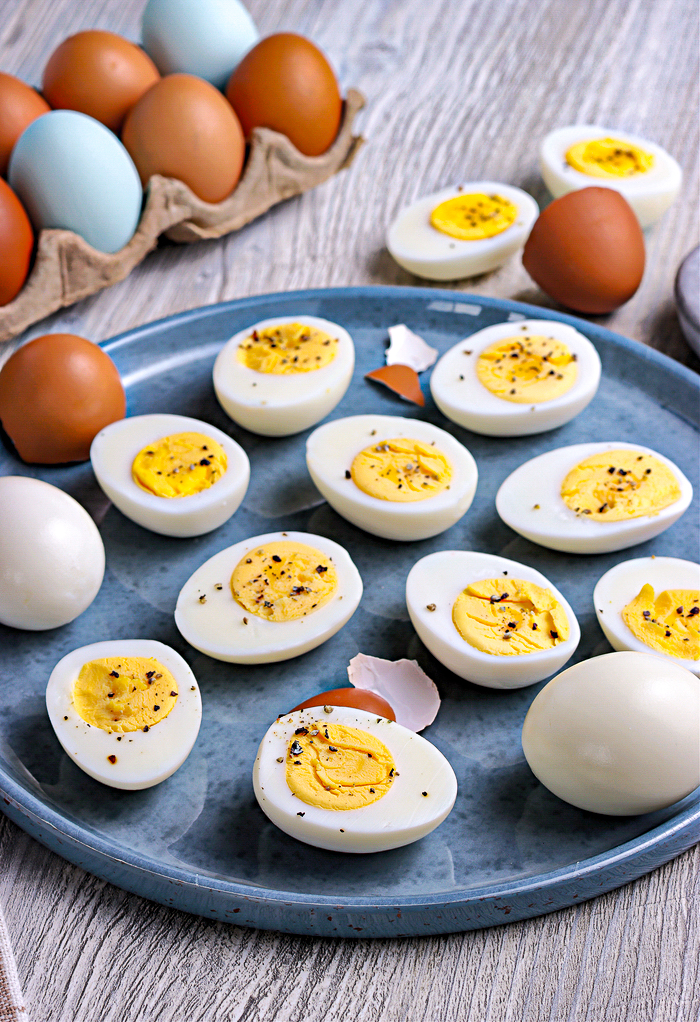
[0,72,50,177]
[386,324,438,372]
[289,687,396,720]
[347,653,440,732]
[365,364,425,406]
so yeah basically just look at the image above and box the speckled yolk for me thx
[132,432,227,498]
[430,192,518,241]
[452,578,570,655]
[73,657,178,733]
[476,335,578,403]
[285,720,395,810]
[236,322,338,374]
[561,450,681,522]
[231,541,338,622]
[565,138,654,178]
[622,585,699,660]
[351,437,452,503]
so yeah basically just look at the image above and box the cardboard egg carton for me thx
[0,89,365,346]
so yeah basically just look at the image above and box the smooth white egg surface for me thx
[46,639,202,790]
[406,550,580,689]
[174,531,363,663]
[306,414,478,541]
[387,182,539,281]
[593,557,699,675]
[522,652,700,815]
[91,413,250,538]
[213,315,355,436]
[496,442,693,555]
[253,707,458,853]
[540,125,682,228]
[430,318,601,436]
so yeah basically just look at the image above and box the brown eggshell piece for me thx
[122,74,245,203]
[0,333,125,464]
[522,187,645,314]
[365,364,425,407]
[289,687,396,721]
[226,33,342,157]
[42,30,160,134]
[0,72,50,177]
[0,178,33,305]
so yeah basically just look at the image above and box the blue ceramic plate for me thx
[1,287,698,938]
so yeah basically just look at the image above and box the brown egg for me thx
[0,72,50,177]
[0,334,125,463]
[0,178,33,305]
[226,33,342,157]
[121,74,245,203]
[289,687,396,720]
[522,187,645,314]
[42,31,160,134]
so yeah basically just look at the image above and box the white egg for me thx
[253,707,457,853]
[46,639,202,790]
[430,318,601,437]
[174,530,363,663]
[306,414,478,541]
[540,125,682,228]
[406,550,580,689]
[387,181,539,280]
[0,476,104,631]
[522,652,700,815]
[213,316,355,437]
[91,413,250,538]
[593,557,700,675]
[496,442,693,555]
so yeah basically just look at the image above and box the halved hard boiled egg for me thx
[540,126,682,228]
[387,182,538,280]
[496,442,693,554]
[91,413,250,538]
[593,556,699,675]
[213,316,355,436]
[253,707,457,852]
[46,639,202,790]
[306,414,478,541]
[174,530,363,663]
[430,318,601,436]
[406,550,580,689]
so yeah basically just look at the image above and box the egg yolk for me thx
[73,657,178,733]
[476,335,578,403]
[351,437,452,502]
[231,541,338,621]
[622,585,699,660]
[236,322,338,374]
[565,138,654,178]
[430,193,518,241]
[132,432,227,498]
[285,720,395,810]
[452,578,569,655]
[561,450,681,521]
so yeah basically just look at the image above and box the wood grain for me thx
[0,1,698,1020]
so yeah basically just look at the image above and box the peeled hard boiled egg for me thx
[387,182,538,281]
[46,639,202,790]
[175,531,363,663]
[522,652,700,815]
[213,316,354,436]
[430,318,601,437]
[253,707,457,852]
[91,413,250,538]
[496,442,693,554]
[593,556,699,675]
[406,550,580,689]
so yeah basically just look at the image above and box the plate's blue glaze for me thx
[1,286,698,938]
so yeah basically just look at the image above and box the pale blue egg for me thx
[142,0,259,90]
[8,111,142,254]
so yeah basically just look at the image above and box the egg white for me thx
[406,550,580,689]
[174,530,363,663]
[253,707,458,853]
[386,181,539,281]
[46,639,202,790]
[496,442,693,555]
[90,413,250,538]
[213,315,355,437]
[306,414,478,541]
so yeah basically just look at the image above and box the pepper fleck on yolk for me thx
[430,193,518,241]
[231,541,338,621]
[452,578,570,655]
[73,657,178,733]
[236,322,338,374]
[285,721,395,810]
[622,585,699,660]
[565,138,654,178]
[351,437,452,502]
[476,335,577,403]
[132,432,227,498]
[561,450,681,521]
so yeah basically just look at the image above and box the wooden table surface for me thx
[0,1,698,1019]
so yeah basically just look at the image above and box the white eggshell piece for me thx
[347,652,440,732]
[386,325,438,372]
